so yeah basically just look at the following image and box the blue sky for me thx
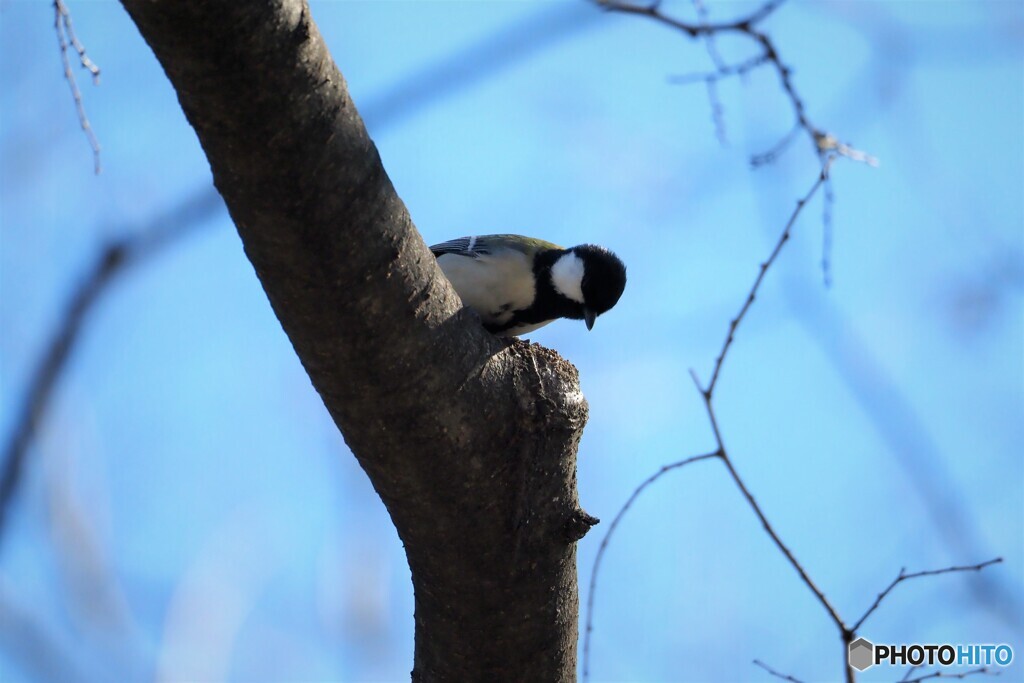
[1,1,1022,681]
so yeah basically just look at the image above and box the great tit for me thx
[431,234,627,336]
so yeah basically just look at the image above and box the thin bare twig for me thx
[596,0,786,38]
[581,451,720,681]
[822,175,835,287]
[601,0,882,175]
[586,7,1001,683]
[602,0,877,292]
[900,667,998,683]
[754,659,806,683]
[817,132,880,167]
[690,0,727,70]
[583,166,842,683]
[704,160,834,396]
[851,558,1003,633]
[669,54,771,85]
[598,0,825,166]
[691,0,729,143]
[56,0,100,83]
[902,664,927,683]
[714,421,847,632]
[54,0,101,174]
[705,79,727,144]
[750,123,802,167]
[0,191,223,545]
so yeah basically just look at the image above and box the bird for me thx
[430,234,626,336]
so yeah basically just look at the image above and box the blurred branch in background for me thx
[783,282,1024,629]
[54,0,102,174]
[753,658,806,683]
[359,3,602,130]
[688,0,731,145]
[43,439,151,682]
[771,0,1024,628]
[0,579,90,683]
[155,508,280,683]
[0,190,223,546]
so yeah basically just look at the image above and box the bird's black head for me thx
[574,244,626,328]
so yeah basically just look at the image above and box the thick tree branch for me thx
[118,1,590,679]
[4,3,595,550]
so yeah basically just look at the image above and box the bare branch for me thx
[581,451,720,682]
[690,0,727,72]
[902,664,928,683]
[598,0,827,166]
[586,165,864,683]
[56,0,100,83]
[744,0,787,26]
[705,79,728,144]
[0,584,90,683]
[607,0,875,171]
[716,438,843,634]
[585,7,997,683]
[852,558,1004,633]
[754,659,806,683]
[601,0,878,299]
[750,123,802,167]
[821,175,836,287]
[817,133,879,167]
[595,0,785,38]
[705,159,834,396]
[900,667,998,683]
[669,53,770,86]
[54,0,101,174]
[691,0,728,143]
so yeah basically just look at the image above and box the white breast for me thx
[437,247,536,328]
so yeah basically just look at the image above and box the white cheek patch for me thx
[551,253,585,304]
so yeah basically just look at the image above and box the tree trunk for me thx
[118,1,594,679]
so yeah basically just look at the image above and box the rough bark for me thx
[118,1,592,680]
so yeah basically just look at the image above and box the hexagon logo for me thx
[849,637,875,672]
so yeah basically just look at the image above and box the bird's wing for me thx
[430,234,564,259]
[430,236,479,257]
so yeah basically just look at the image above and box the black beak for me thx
[584,308,596,331]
